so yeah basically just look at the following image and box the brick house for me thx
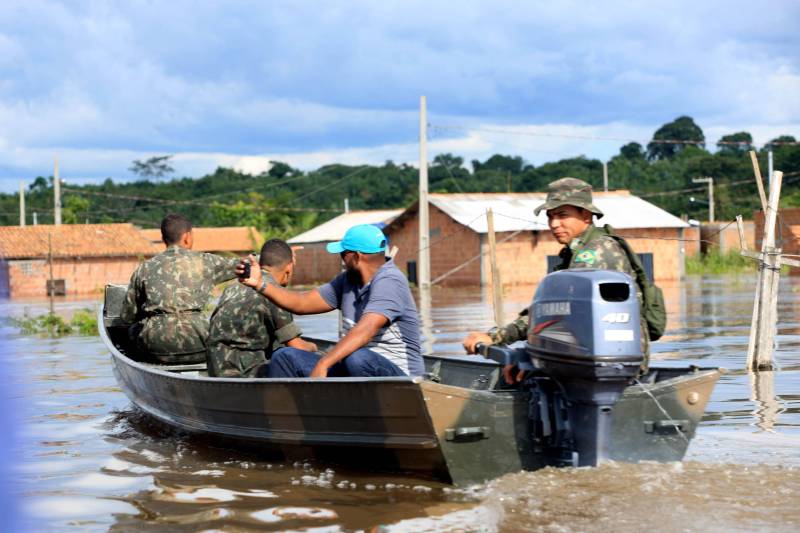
[288,210,402,285]
[140,226,263,255]
[384,192,691,287]
[0,224,160,298]
[698,221,755,255]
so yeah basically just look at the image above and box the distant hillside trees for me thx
[1,116,798,236]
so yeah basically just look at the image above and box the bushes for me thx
[685,249,755,275]
[11,309,98,337]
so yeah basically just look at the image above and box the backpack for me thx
[599,225,667,341]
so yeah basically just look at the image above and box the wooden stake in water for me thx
[744,171,784,371]
[486,209,505,328]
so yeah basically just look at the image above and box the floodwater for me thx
[1,274,799,532]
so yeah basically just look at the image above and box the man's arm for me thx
[286,337,318,352]
[309,312,388,378]
[462,310,529,353]
[238,256,333,315]
[271,304,318,352]
[207,254,242,285]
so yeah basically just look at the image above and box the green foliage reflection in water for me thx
[13,309,98,337]
[685,250,755,275]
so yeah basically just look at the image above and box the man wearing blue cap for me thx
[237,224,424,378]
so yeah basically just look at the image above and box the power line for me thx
[431,124,800,148]
[637,170,800,198]
[60,164,373,212]
[285,166,371,205]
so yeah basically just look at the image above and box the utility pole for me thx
[19,181,25,227]
[602,162,608,192]
[418,96,431,291]
[692,177,714,222]
[54,156,62,225]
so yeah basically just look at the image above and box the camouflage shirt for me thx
[121,245,239,362]
[206,270,302,378]
[489,224,638,344]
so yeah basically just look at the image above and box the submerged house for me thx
[383,192,692,287]
[0,224,160,298]
[288,210,403,285]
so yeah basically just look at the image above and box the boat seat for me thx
[425,358,499,390]
[146,362,208,373]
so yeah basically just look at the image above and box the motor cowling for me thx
[525,269,644,466]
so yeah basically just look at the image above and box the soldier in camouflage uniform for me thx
[121,214,240,364]
[206,239,317,378]
[462,177,649,379]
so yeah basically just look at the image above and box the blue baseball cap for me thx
[326,224,387,254]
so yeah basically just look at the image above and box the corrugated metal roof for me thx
[288,209,403,244]
[140,226,263,253]
[0,224,161,259]
[428,192,689,233]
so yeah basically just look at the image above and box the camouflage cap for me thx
[534,177,604,218]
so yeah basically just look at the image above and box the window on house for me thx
[47,279,66,296]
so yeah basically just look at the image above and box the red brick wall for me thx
[387,205,482,286]
[683,226,701,257]
[699,221,754,254]
[615,228,685,281]
[291,242,343,286]
[482,230,560,287]
[7,256,143,298]
[482,227,685,287]
[389,207,688,286]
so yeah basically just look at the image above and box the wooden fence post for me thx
[486,209,505,328]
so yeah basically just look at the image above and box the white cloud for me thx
[0,0,798,192]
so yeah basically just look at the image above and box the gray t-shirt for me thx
[318,260,424,376]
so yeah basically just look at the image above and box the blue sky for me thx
[0,0,798,191]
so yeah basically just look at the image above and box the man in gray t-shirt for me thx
[237,224,424,378]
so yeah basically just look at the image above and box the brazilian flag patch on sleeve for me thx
[574,249,597,265]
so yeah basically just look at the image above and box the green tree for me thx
[717,131,753,154]
[62,195,92,224]
[619,142,645,160]
[268,161,295,179]
[129,155,175,179]
[647,116,705,161]
[29,176,50,193]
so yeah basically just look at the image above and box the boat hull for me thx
[101,285,721,486]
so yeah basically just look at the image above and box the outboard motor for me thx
[515,269,644,466]
[526,269,644,466]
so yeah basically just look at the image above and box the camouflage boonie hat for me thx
[534,177,604,218]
